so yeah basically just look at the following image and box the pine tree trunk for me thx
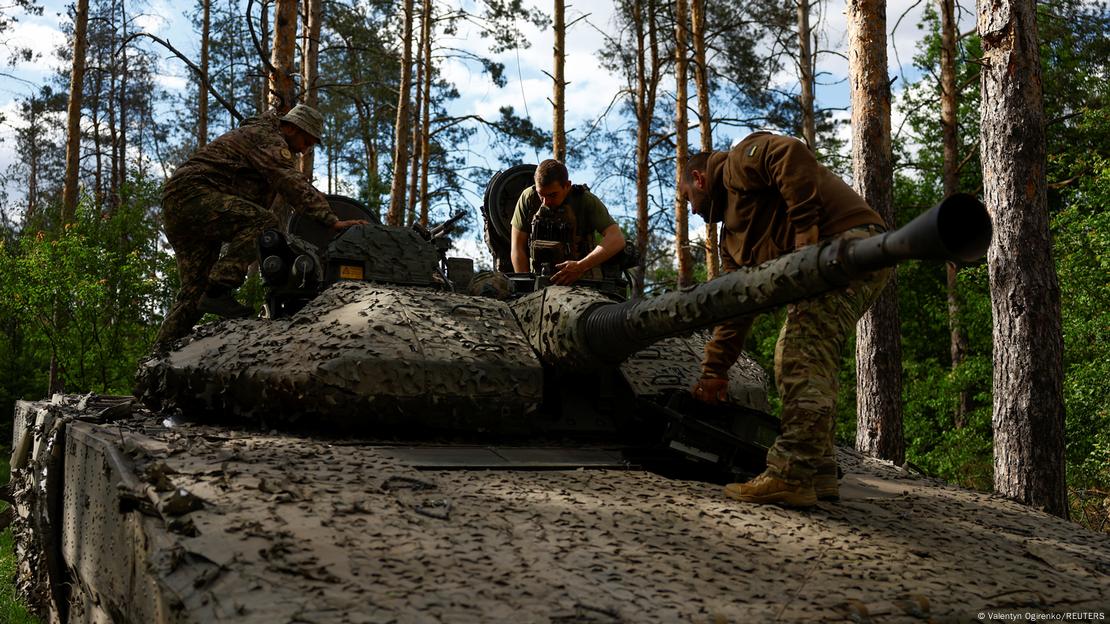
[674,0,692,288]
[797,0,816,147]
[107,50,119,209]
[939,0,971,427]
[92,52,104,208]
[553,0,566,162]
[299,0,321,176]
[690,0,717,279]
[199,0,210,147]
[270,0,298,112]
[849,0,904,464]
[979,0,1067,518]
[633,0,660,297]
[117,0,128,202]
[258,0,271,115]
[387,0,415,226]
[406,2,426,227]
[634,0,648,297]
[61,0,90,225]
[418,0,433,227]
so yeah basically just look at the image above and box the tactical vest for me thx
[526,185,592,273]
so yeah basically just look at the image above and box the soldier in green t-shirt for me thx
[509,159,625,285]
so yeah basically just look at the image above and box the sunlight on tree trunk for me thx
[407,0,427,227]
[299,0,321,176]
[797,0,816,147]
[62,0,90,226]
[633,0,660,297]
[387,0,415,226]
[690,0,717,280]
[849,0,904,464]
[418,0,434,227]
[674,0,692,288]
[270,0,298,112]
[553,0,566,162]
[979,0,1068,518]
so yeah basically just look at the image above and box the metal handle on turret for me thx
[580,193,991,364]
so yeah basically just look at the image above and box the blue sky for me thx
[0,0,967,261]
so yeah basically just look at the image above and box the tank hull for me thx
[11,396,1110,623]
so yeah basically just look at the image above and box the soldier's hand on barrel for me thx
[551,260,586,285]
[692,377,729,404]
[331,219,370,232]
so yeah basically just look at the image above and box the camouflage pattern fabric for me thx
[765,227,891,483]
[153,187,278,348]
[164,111,337,228]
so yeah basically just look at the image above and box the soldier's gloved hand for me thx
[692,377,730,405]
[551,259,586,285]
[331,219,370,232]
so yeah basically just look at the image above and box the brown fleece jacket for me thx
[700,132,885,378]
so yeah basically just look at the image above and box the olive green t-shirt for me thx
[510,185,617,243]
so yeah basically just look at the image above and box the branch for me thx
[1048,167,1091,190]
[118,32,243,123]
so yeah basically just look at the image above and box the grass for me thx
[0,460,39,624]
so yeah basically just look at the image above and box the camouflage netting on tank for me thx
[135,281,544,432]
[11,396,1110,623]
[619,331,770,413]
[325,225,439,286]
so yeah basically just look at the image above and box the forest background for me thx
[0,0,1107,548]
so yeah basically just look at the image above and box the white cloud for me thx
[4,20,66,77]
[154,73,188,91]
[134,0,175,36]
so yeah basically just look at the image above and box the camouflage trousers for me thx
[153,186,277,348]
[765,226,891,483]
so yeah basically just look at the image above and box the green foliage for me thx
[1054,154,1110,496]
[0,180,172,427]
[889,0,1110,530]
[0,527,38,624]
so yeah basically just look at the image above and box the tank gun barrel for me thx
[580,193,991,364]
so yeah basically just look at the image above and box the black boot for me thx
[198,284,253,318]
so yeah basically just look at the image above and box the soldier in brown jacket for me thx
[153,104,366,351]
[681,132,890,507]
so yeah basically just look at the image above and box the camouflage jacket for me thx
[164,111,337,226]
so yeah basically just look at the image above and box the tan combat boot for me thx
[723,472,817,508]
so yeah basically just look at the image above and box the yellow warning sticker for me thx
[338,265,364,280]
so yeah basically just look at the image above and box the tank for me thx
[15,187,1110,623]
[133,181,992,482]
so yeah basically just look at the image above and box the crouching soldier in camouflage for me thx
[681,132,890,508]
[510,159,625,285]
[153,104,366,351]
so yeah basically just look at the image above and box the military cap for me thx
[281,104,324,141]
